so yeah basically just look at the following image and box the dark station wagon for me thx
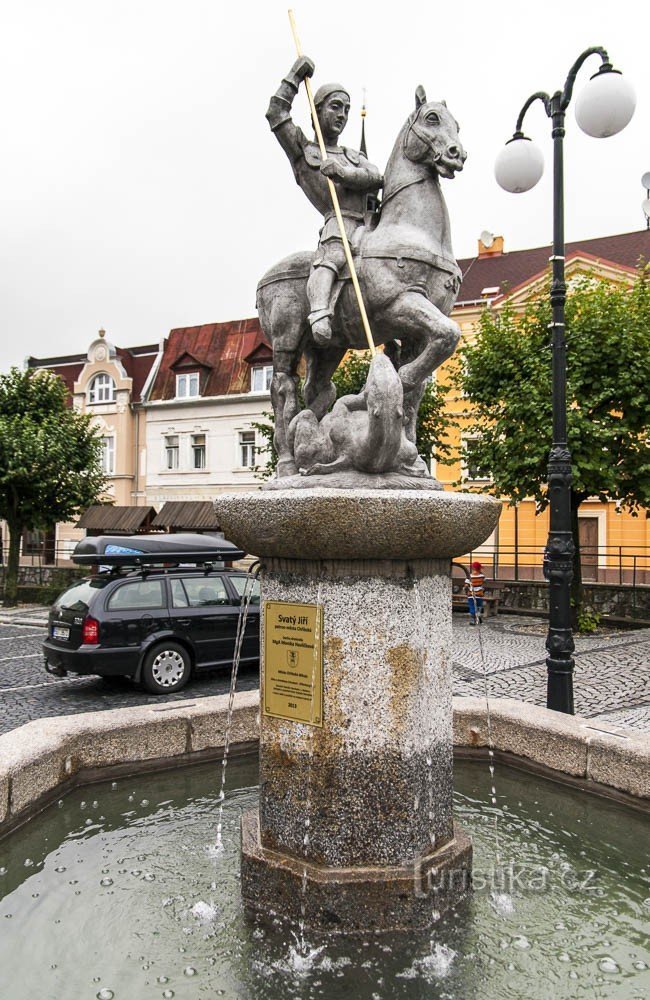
[43,533,260,695]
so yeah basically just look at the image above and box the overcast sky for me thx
[0,0,646,368]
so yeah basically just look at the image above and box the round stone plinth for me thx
[214,488,501,562]
[241,808,472,935]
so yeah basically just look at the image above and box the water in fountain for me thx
[1,755,648,998]
[213,565,260,854]
[469,572,509,912]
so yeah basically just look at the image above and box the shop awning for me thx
[151,501,221,532]
[76,505,157,534]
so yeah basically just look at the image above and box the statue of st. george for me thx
[266,56,382,346]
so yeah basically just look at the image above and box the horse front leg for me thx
[271,349,300,477]
[303,344,346,420]
[384,292,460,441]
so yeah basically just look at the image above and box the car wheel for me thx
[141,642,191,695]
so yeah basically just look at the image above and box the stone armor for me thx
[266,65,382,339]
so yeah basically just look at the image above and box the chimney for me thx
[478,233,504,258]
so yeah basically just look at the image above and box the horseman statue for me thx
[266,57,382,346]
[258,54,467,488]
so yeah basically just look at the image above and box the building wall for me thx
[436,253,649,581]
[34,333,155,562]
[144,391,271,505]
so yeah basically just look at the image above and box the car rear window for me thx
[229,575,260,605]
[53,578,110,613]
[106,579,166,611]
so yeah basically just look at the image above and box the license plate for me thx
[52,625,70,640]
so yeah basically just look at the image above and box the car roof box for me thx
[72,532,245,566]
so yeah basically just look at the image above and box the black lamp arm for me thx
[560,46,611,110]
[514,92,551,135]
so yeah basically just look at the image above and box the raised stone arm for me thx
[266,56,315,132]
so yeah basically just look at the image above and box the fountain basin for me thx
[0,751,648,999]
[212,488,501,561]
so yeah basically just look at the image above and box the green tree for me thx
[0,368,107,605]
[454,268,650,620]
[253,350,453,480]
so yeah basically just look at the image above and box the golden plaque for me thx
[263,600,323,726]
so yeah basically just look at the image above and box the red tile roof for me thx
[456,229,650,304]
[27,343,159,405]
[115,345,159,400]
[149,318,271,401]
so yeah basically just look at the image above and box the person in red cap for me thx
[464,561,486,625]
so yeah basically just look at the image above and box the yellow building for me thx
[21,329,160,561]
[438,229,650,585]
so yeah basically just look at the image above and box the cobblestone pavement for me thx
[0,613,648,736]
[453,615,650,733]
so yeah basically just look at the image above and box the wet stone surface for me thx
[0,616,648,735]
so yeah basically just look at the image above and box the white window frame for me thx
[191,433,206,470]
[101,435,115,475]
[250,365,273,393]
[88,373,116,404]
[239,430,256,468]
[176,372,200,399]
[165,434,180,470]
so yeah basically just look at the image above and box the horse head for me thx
[402,87,467,179]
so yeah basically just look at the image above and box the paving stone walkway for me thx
[453,615,650,733]
[0,611,647,737]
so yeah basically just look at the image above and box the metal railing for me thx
[454,544,650,589]
[3,539,650,589]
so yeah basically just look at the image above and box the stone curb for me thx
[0,693,647,836]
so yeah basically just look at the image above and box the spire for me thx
[360,87,368,157]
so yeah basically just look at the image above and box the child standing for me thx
[464,561,486,625]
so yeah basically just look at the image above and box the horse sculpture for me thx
[256,87,467,484]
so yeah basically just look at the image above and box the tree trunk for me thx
[570,491,585,631]
[4,522,21,607]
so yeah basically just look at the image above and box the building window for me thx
[101,436,115,475]
[165,434,179,470]
[463,437,490,482]
[239,430,256,468]
[88,373,115,403]
[192,433,206,470]
[176,372,200,398]
[251,365,273,393]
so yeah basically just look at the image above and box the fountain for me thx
[212,51,501,933]
[1,32,649,1000]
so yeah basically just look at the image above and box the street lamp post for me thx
[494,48,635,714]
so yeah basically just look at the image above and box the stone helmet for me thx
[313,83,351,108]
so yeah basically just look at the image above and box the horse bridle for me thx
[381,107,445,208]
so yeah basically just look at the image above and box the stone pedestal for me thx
[214,489,500,933]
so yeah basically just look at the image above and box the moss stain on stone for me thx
[387,644,425,729]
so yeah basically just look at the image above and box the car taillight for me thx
[81,617,99,644]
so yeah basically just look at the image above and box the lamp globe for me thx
[575,71,636,138]
[494,137,544,194]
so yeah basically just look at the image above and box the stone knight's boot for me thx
[307,267,336,346]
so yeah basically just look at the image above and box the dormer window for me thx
[251,365,273,393]
[176,372,200,398]
[88,373,115,404]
